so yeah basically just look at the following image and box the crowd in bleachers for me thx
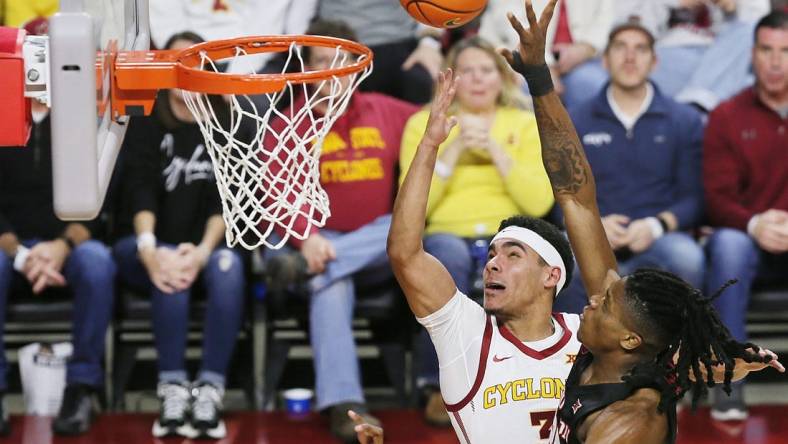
[0,0,787,442]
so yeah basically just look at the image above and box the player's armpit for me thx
[389,248,457,318]
[584,399,667,444]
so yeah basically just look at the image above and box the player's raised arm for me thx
[500,0,616,297]
[387,70,460,318]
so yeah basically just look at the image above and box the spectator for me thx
[0,101,116,436]
[556,21,705,314]
[112,31,246,440]
[149,0,318,74]
[703,10,788,421]
[317,0,445,104]
[479,0,615,108]
[398,35,554,425]
[619,0,771,111]
[1,0,56,27]
[261,20,419,444]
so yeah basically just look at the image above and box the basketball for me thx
[400,0,488,28]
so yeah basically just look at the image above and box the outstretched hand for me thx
[691,347,786,385]
[726,347,784,384]
[500,0,558,69]
[740,347,785,374]
[421,69,459,148]
[349,410,384,444]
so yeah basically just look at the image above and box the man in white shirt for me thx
[618,0,771,110]
[149,0,318,74]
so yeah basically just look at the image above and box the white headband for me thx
[491,226,567,295]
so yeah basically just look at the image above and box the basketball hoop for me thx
[112,35,373,249]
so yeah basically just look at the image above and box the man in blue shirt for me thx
[554,21,705,314]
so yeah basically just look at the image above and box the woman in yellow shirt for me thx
[3,0,57,27]
[400,36,554,425]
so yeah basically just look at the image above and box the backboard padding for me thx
[49,0,149,220]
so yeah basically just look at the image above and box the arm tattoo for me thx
[533,100,590,195]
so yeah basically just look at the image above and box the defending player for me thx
[498,1,786,443]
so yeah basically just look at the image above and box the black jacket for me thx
[0,114,97,239]
[114,93,228,245]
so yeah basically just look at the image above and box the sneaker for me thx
[329,402,380,444]
[424,391,451,427]
[152,381,192,438]
[189,382,226,439]
[0,394,10,437]
[711,383,748,422]
[52,384,94,436]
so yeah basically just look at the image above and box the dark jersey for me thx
[551,348,678,444]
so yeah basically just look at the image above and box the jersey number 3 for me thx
[530,410,555,440]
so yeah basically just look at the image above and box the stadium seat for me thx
[260,276,414,410]
[110,286,258,410]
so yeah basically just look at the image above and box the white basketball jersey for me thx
[444,313,581,444]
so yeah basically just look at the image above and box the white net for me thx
[181,40,372,250]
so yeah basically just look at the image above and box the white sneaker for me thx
[189,382,226,439]
[711,406,749,422]
[711,384,748,422]
[152,381,193,438]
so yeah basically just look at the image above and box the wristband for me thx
[13,246,30,272]
[510,52,554,97]
[434,160,453,180]
[137,232,156,252]
[645,217,665,240]
[656,215,670,233]
[196,244,213,268]
[746,214,760,237]
[419,36,441,51]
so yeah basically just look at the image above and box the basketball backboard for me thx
[49,0,149,220]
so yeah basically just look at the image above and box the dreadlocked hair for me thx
[619,268,772,412]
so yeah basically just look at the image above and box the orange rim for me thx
[109,35,374,119]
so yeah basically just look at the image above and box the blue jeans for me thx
[0,239,115,389]
[651,21,755,110]
[265,214,393,410]
[114,236,245,386]
[705,228,788,342]
[554,232,705,314]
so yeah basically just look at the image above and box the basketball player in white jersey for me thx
[388,69,580,443]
